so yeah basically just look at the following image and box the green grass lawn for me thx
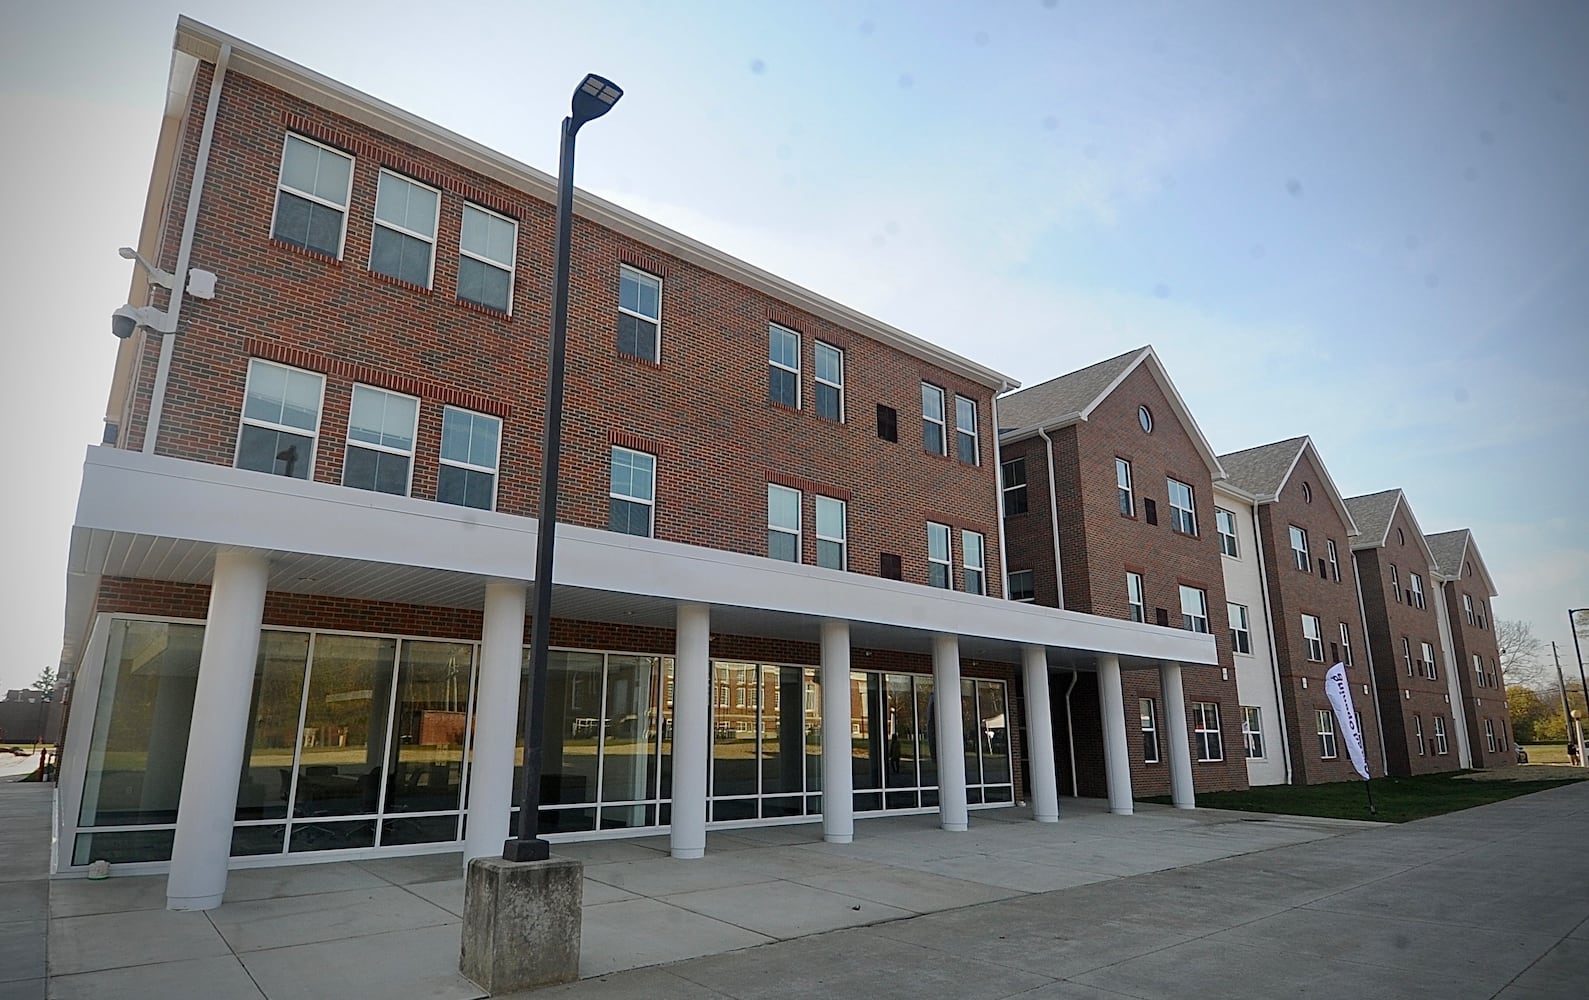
[1522,743,1579,766]
[1142,768,1587,824]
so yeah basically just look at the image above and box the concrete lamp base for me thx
[460,855,583,993]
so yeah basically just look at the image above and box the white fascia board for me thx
[170,18,1016,394]
[997,413,1084,445]
[1076,347,1227,481]
[1212,480,1260,504]
[72,447,1216,665]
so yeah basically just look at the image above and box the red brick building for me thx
[1426,529,1513,768]
[999,347,1248,801]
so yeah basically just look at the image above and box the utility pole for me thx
[1554,642,1571,732]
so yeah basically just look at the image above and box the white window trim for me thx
[1117,458,1135,516]
[927,521,953,589]
[1391,564,1402,603]
[1140,698,1160,763]
[1421,641,1437,680]
[458,203,518,314]
[922,383,947,456]
[1464,593,1476,626]
[1485,718,1497,753]
[814,341,844,422]
[342,383,421,497]
[767,484,802,563]
[1414,715,1426,755]
[1327,539,1340,581]
[769,323,801,408]
[1180,585,1210,634]
[617,264,663,362]
[815,495,846,571]
[1167,478,1197,534]
[271,133,354,259]
[954,395,979,465]
[235,359,326,477]
[1193,702,1223,762]
[370,169,441,289]
[962,529,986,595]
[1317,709,1338,759]
[1410,573,1426,609]
[437,405,502,511]
[1242,706,1265,760]
[609,445,657,538]
[1127,572,1145,623]
[1216,508,1238,557]
[1403,637,1414,677]
[1302,614,1324,662]
[1339,622,1353,666]
[1290,525,1310,572]
[1229,603,1252,656]
[1434,715,1449,755]
[1474,653,1486,688]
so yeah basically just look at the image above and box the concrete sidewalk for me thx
[1,782,51,999]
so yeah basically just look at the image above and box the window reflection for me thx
[236,630,310,822]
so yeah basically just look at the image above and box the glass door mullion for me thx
[282,631,317,847]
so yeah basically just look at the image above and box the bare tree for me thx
[1498,619,1548,688]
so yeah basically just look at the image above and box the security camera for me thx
[111,306,140,340]
[111,304,175,339]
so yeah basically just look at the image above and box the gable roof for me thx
[1216,436,1360,537]
[997,346,1226,480]
[1426,528,1500,596]
[1342,489,1402,548]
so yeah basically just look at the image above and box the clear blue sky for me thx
[2,0,1585,693]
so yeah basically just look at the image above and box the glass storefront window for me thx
[236,631,311,822]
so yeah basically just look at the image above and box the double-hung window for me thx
[927,522,953,589]
[922,384,947,455]
[1317,710,1338,759]
[1302,614,1324,661]
[1433,715,1449,755]
[1464,594,1476,626]
[1167,478,1196,534]
[1289,526,1309,571]
[1008,570,1035,603]
[236,359,324,479]
[609,446,656,537]
[815,495,846,570]
[343,385,419,495]
[1116,458,1134,516]
[1485,719,1498,753]
[1229,603,1252,654]
[767,484,802,562]
[1421,641,1437,680]
[1127,572,1146,623]
[1390,564,1402,603]
[1180,585,1209,634]
[370,170,440,287]
[814,342,844,421]
[1002,458,1028,516]
[1327,539,1340,581]
[962,530,986,595]
[437,406,501,510]
[1140,698,1159,763]
[618,266,661,361]
[768,324,800,408]
[1474,653,1486,688]
[1192,702,1223,762]
[1242,706,1265,759]
[1414,715,1425,755]
[1409,573,1426,609]
[1216,508,1238,557]
[1402,637,1414,676]
[1339,622,1353,666]
[458,204,516,312]
[272,134,353,257]
[954,396,978,464]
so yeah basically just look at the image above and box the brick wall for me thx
[1440,576,1512,767]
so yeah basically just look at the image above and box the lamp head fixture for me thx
[570,74,622,130]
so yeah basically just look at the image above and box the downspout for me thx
[1250,505,1293,784]
[1352,557,1391,776]
[1064,669,1079,797]
[991,392,1011,598]
[1036,426,1065,609]
[143,43,231,455]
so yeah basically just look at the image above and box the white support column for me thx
[1022,646,1060,822]
[820,620,854,844]
[463,580,527,865]
[932,634,969,832]
[166,549,269,911]
[1159,661,1195,809]
[670,603,710,859]
[1097,654,1134,816]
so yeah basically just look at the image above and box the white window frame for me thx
[1002,457,1028,516]
[1290,525,1310,572]
[1229,603,1252,655]
[1464,593,1476,626]
[1327,539,1340,582]
[1474,653,1486,688]
[927,522,953,589]
[954,395,979,465]
[1167,478,1197,534]
[815,495,847,571]
[1140,698,1159,763]
[768,323,801,408]
[1485,718,1498,753]
[617,264,662,362]
[271,133,354,259]
[458,202,517,314]
[767,484,802,563]
[1116,458,1135,516]
[962,529,986,595]
[1180,585,1209,634]
[1410,573,1426,610]
[1317,709,1338,759]
[1421,641,1437,680]
[1216,508,1238,557]
[1403,637,1414,676]
[1414,714,1426,755]
[1008,569,1035,603]
[342,383,420,497]
[1391,564,1402,603]
[1433,715,1449,755]
[369,168,441,289]
[1242,706,1265,759]
[1339,622,1353,666]
[436,405,501,511]
[813,341,844,422]
[609,445,657,538]
[1127,572,1145,623]
[1193,702,1223,762]
[921,383,947,455]
[1302,614,1324,662]
[235,358,326,479]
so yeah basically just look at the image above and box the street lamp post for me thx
[503,74,623,864]
[1571,609,1588,737]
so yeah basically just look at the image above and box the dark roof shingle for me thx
[1216,437,1307,498]
[997,347,1147,432]
[1343,490,1403,548]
